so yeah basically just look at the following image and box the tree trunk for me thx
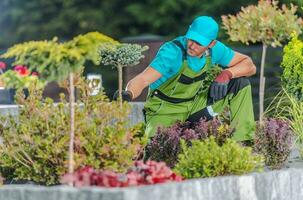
[68,73,75,185]
[118,65,123,108]
[259,44,267,122]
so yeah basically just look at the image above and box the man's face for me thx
[187,39,208,57]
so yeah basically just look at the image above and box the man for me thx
[115,16,256,141]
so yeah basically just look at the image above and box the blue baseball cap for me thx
[185,16,219,46]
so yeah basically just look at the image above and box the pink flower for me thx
[31,72,39,76]
[0,61,6,70]
[14,65,30,76]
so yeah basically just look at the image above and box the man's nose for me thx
[189,42,195,49]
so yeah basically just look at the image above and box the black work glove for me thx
[113,90,133,102]
[209,70,232,102]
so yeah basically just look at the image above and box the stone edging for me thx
[1,168,303,200]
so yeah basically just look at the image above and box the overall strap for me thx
[149,40,215,104]
[151,89,196,103]
[176,47,214,85]
[172,40,187,60]
[178,73,208,84]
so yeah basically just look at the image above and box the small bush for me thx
[254,118,293,169]
[264,89,303,159]
[0,78,147,185]
[174,137,263,179]
[61,160,182,187]
[145,119,233,168]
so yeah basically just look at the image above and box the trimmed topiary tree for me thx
[222,0,302,121]
[99,43,148,106]
[1,32,117,182]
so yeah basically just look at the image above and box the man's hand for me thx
[113,90,133,101]
[209,70,232,101]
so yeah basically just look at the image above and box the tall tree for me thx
[222,0,302,122]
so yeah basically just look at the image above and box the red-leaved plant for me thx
[61,160,182,187]
[254,118,293,169]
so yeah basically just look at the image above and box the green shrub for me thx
[174,137,263,179]
[0,78,147,185]
[281,34,303,101]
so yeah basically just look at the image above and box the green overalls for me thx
[144,40,255,141]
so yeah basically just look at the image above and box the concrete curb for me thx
[0,168,303,200]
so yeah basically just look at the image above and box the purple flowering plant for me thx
[145,118,233,168]
[254,118,293,169]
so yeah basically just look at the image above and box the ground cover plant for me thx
[61,160,182,187]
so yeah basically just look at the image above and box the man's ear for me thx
[208,40,217,48]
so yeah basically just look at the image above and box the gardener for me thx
[114,16,256,141]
